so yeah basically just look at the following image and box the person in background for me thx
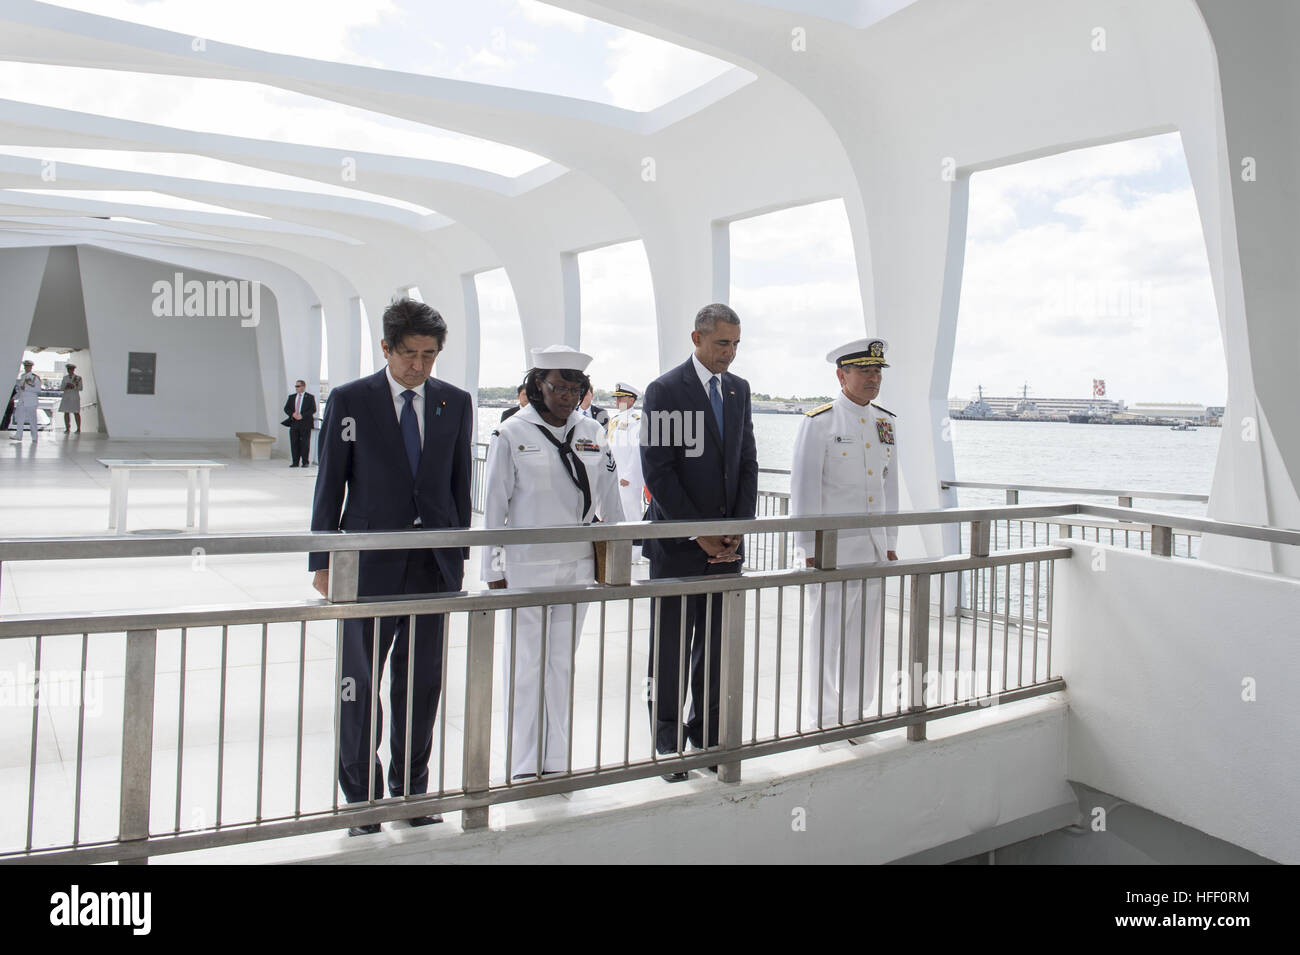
[606,382,647,563]
[59,363,83,433]
[10,360,41,443]
[282,379,317,467]
[499,381,527,422]
[580,384,609,426]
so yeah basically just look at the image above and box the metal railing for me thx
[942,481,1209,563]
[7,501,1284,864]
[0,504,1091,864]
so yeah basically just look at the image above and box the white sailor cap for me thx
[826,337,889,369]
[530,344,593,372]
[611,381,640,399]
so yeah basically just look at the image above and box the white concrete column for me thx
[1189,0,1300,574]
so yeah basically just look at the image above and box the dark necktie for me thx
[535,424,593,521]
[400,389,421,476]
[708,375,725,437]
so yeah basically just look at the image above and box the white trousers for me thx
[11,405,38,439]
[804,566,885,729]
[501,557,594,776]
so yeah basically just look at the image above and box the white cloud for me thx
[513,0,589,32]
[603,31,733,111]
[41,0,399,66]
[0,62,549,176]
[953,134,1223,406]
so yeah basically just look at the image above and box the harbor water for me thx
[477,410,1220,518]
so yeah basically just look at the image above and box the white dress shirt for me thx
[690,353,720,396]
[385,366,425,443]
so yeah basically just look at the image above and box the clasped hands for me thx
[697,534,742,563]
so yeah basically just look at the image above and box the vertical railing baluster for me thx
[120,628,158,865]
[907,574,931,742]
[462,609,495,831]
[717,587,747,783]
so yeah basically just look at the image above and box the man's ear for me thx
[690,330,702,348]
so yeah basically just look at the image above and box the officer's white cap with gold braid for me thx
[827,337,889,369]
[611,381,640,400]
[531,344,593,372]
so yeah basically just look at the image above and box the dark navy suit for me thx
[640,357,758,751]
[310,368,472,803]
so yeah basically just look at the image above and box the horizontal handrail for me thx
[0,503,1086,560]
[942,479,1209,503]
[1076,503,1300,546]
[0,547,1069,638]
[2,502,1293,562]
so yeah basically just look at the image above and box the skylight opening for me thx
[37,0,739,113]
[0,146,442,216]
[0,62,549,176]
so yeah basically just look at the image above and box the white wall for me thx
[1055,540,1298,862]
[0,246,49,380]
[76,246,274,440]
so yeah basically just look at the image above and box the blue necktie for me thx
[400,389,421,476]
[708,375,724,437]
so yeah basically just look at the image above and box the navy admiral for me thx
[790,337,899,735]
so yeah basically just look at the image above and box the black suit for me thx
[640,357,758,752]
[499,404,522,422]
[282,391,317,465]
[310,369,472,803]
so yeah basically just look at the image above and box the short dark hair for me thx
[383,297,446,350]
[516,382,527,396]
[295,379,306,387]
[694,303,740,334]
[524,367,590,408]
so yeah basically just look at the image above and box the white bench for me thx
[98,459,226,534]
[236,431,276,459]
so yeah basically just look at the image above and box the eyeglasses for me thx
[543,380,584,399]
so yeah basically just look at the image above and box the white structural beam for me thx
[550,0,1288,570]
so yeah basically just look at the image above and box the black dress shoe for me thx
[347,823,381,836]
[408,814,443,826]
[661,771,689,783]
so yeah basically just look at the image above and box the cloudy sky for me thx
[7,1,1225,406]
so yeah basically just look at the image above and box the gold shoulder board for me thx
[804,402,834,417]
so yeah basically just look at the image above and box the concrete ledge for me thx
[159,695,1073,865]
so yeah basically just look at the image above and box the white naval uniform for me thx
[481,403,625,775]
[790,392,899,728]
[11,372,41,440]
[605,406,646,559]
